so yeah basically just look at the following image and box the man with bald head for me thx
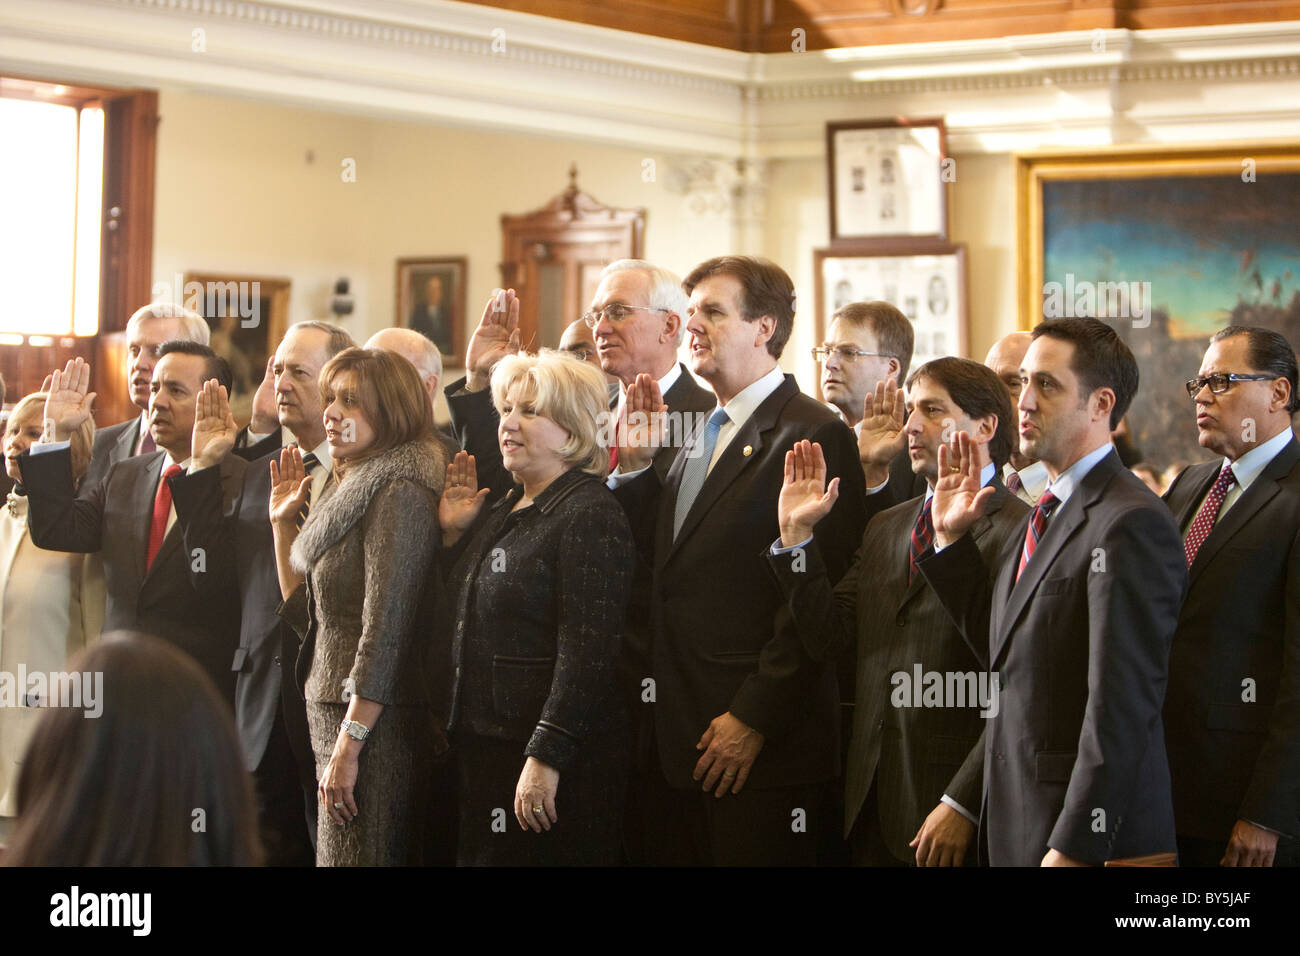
[558,317,620,398]
[365,327,460,461]
[985,330,1048,505]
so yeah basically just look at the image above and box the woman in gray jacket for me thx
[272,347,446,866]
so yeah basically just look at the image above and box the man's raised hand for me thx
[192,379,238,469]
[777,440,840,548]
[858,377,906,486]
[465,289,520,392]
[616,373,666,475]
[930,431,995,549]
[42,358,97,442]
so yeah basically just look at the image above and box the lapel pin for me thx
[743,445,753,457]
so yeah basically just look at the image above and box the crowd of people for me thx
[0,254,1296,868]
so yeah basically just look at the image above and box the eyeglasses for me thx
[1184,372,1277,398]
[564,346,596,362]
[581,304,668,328]
[811,345,895,364]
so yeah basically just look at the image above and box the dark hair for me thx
[683,256,794,359]
[1211,325,1299,413]
[907,357,1016,468]
[833,300,915,381]
[156,340,233,394]
[1031,318,1138,429]
[3,635,261,866]
[291,321,356,360]
[320,347,435,464]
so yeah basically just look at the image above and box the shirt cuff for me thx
[770,535,813,555]
[32,439,70,454]
[865,476,889,495]
[605,463,651,489]
[941,794,978,825]
[1244,819,1285,836]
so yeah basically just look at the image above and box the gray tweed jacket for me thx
[281,438,446,707]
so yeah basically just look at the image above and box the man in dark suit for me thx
[611,256,866,865]
[82,303,212,490]
[169,320,354,866]
[230,354,284,462]
[1163,325,1300,867]
[818,300,925,514]
[20,345,242,703]
[918,317,1186,866]
[769,357,1029,866]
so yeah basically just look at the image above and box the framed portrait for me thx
[813,242,968,384]
[183,271,290,426]
[826,118,949,244]
[396,256,467,365]
[1016,142,1300,469]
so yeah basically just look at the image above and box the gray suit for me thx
[770,481,1028,861]
[82,416,143,491]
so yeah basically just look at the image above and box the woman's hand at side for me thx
[514,756,560,833]
[320,735,361,826]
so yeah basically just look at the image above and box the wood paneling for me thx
[458,0,1300,51]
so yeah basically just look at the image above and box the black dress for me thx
[446,466,633,865]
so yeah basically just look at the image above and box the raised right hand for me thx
[439,451,490,544]
[192,379,239,469]
[616,373,666,475]
[857,376,906,469]
[465,289,521,392]
[778,439,840,548]
[931,431,995,549]
[42,358,97,442]
[268,445,312,530]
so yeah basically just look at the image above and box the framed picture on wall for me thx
[813,243,968,387]
[826,118,949,245]
[1016,142,1300,471]
[183,271,290,426]
[396,256,467,365]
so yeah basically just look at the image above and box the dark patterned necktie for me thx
[1184,463,1235,567]
[908,497,933,583]
[1017,490,1059,581]
[296,453,319,530]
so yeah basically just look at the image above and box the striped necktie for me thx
[1016,490,1059,581]
[296,453,319,530]
[908,497,933,583]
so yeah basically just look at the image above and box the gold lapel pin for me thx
[743,445,753,456]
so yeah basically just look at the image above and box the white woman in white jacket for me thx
[0,391,102,844]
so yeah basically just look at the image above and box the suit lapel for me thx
[117,417,141,460]
[1188,438,1300,585]
[662,376,793,564]
[1171,464,1219,533]
[901,480,1006,611]
[992,452,1120,666]
[131,452,165,583]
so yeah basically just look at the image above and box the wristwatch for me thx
[339,718,370,741]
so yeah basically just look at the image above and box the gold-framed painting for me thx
[1015,142,1300,469]
[182,271,290,426]
[396,256,467,366]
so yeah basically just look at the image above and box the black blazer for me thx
[1162,437,1300,842]
[445,467,634,772]
[81,416,141,492]
[769,480,1028,855]
[19,446,244,704]
[864,448,928,523]
[443,375,514,504]
[918,449,1186,865]
[232,425,283,462]
[170,450,311,779]
[613,374,867,791]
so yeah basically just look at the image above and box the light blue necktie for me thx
[674,407,729,539]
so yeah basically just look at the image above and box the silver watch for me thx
[339,718,370,741]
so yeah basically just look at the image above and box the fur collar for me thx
[291,438,445,574]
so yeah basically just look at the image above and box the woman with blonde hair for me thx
[271,347,446,866]
[0,391,101,846]
[440,349,633,865]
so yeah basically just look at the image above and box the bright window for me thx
[0,96,104,335]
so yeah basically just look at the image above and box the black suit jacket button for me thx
[273,655,281,667]
[895,613,906,626]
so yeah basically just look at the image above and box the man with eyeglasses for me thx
[1162,325,1300,867]
[815,302,926,517]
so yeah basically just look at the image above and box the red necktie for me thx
[1017,490,1059,580]
[1184,463,1235,567]
[147,464,183,570]
[908,497,933,583]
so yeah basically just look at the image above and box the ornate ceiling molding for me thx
[2,1,1298,157]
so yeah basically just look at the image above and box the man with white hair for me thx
[364,327,459,461]
[81,302,210,490]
